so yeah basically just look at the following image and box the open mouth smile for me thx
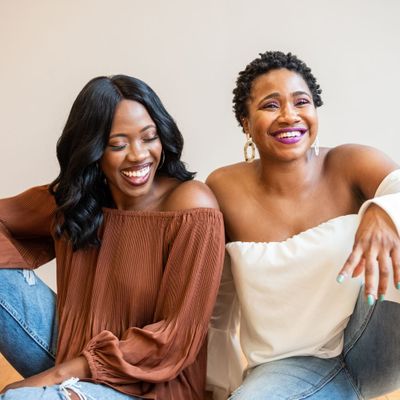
[270,127,307,144]
[121,163,152,186]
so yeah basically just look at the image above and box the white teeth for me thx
[275,131,303,139]
[122,166,150,178]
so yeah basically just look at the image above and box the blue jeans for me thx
[229,289,400,399]
[0,269,138,399]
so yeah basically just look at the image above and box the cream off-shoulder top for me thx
[207,170,400,400]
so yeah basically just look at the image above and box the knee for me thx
[229,388,243,400]
[0,269,37,292]
[229,382,265,400]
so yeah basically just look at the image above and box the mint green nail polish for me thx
[367,294,375,306]
[336,274,345,284]
[397,282,400,290]
[379,294,385,302]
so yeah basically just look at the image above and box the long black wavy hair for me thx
[49,75,195,251]
[233,51,323,130]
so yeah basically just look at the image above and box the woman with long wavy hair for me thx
[0,75,224,400]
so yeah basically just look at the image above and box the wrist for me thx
[54,356,91,382]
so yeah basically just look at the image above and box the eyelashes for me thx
[261,102,279,109]
[260,98,311,110]
[295,98,310,106]
[108,135,159,151]
[109,144,127,151]
[143,135,159,142]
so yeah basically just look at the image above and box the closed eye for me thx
[143,135,159,143]
[109,143,127,151]
[261,102,279,110]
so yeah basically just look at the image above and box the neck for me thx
[117,194,159,211]
[111,180,163,212]
[255,150,320,196]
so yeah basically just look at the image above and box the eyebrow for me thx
[257,91,311,105]
[109,124,157,139]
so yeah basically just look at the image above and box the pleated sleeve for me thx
[206,254,247,400]
[0,185,56,269]
[82,209,225,384]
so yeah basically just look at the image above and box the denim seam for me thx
[343,303,375,356]
[229,361,345,400]
[342,365,364,399]
[0,298,56,359]
[287,361,344,400]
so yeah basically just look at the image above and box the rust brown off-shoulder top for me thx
[0,185,225,400]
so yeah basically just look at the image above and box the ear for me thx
[241,118,250,135]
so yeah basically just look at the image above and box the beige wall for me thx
[1,0,399,289]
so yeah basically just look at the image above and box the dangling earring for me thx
[157,150,165,170]
[313,136,320,157]
[244,133,255,163]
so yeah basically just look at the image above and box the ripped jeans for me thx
[0,269,139,400]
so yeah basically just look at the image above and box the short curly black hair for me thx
[233,51,323,128]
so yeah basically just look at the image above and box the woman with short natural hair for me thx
[207,51,400,400]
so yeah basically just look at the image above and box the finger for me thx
[338,245,364,282]
[352,258,366,278]
[392,247,400,290]
[377,254,391,301]
[364,255,379,306]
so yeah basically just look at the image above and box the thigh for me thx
[0,269,57,377]
[344,288,400,398]
[229,356,359,400]
[77,382,140,399]
[0,386,63,400]
[0,380,140,400]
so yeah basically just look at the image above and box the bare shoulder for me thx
[206,162,248,193]
[163,179,219,211]
[325,143,398,197]
[326,144,397,172]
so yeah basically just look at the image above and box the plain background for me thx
[1,0,399,290]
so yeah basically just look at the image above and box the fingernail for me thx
[379,294,385,302]
[397,282,400,290]
[367,294,375,306]
[336,274,345,284]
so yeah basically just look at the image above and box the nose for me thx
[278,103,300,125]
[126,141,148,162]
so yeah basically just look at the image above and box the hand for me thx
[338,204,400,303]
[0,356,90,395]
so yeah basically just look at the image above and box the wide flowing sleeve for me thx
[82,209,225,384]
[206,254,247,400]
[0,185,56,269]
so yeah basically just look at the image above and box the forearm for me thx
[50,356,91,382]
[1,356,90,394]
[358,169,400,233]
[339,169,400,301]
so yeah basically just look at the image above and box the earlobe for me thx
[241,118,250,135]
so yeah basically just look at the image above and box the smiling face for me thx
[100,99,163,210]
[242,68,318,162]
